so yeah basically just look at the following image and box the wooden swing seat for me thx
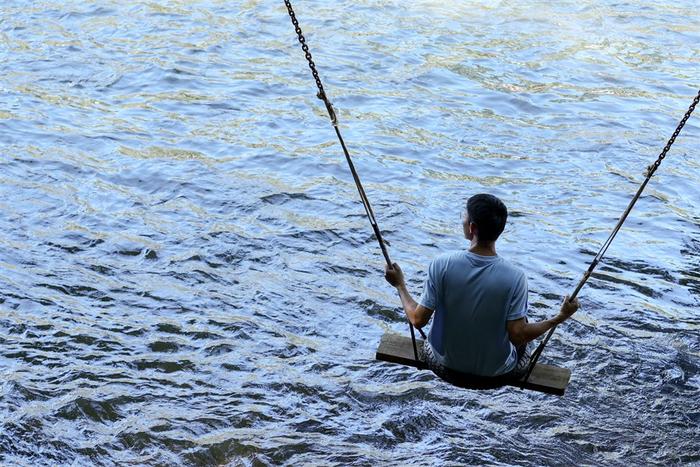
[376,333,571,396]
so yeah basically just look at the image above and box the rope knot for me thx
[317,93,338,127]
[644,164,655,178]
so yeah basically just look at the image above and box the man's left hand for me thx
[384,262,405,288]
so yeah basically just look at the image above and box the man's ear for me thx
[468,222,478,240]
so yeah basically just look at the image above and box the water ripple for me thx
[1,0,699,465]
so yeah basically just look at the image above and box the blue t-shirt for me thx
[418,251,528,376]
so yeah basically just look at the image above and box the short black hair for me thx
[466,194,508,242]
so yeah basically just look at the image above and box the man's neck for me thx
[468,240,497,256]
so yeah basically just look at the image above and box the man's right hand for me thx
[556,295,580,323]
[384,262,405,288]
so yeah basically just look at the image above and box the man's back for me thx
[419,250,528,376]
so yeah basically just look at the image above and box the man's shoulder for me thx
[429,251,526,282]
[496,257,525,276]
[432,250,465,267]
[425,251,464,278]
[496,257,528,289]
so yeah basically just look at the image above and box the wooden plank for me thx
[376,333,570,396]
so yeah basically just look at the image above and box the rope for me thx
[282,0,427,360]
[522,89,700,384]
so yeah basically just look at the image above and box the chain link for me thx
[647,89,700,176]
[284,0,327,100]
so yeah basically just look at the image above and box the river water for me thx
[1,0,699,465]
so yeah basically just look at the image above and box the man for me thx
[384,193,579,383]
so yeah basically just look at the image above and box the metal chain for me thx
[284,0,324,97]
[647,89,700,177]
[522,88,700,385]
[283,0,336,124]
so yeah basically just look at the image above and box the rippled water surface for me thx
[1,0,699,465]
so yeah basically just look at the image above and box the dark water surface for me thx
[1,0,699,465]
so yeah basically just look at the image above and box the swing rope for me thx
[283,0,427,361]
[523,89,700,384]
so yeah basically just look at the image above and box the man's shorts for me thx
[421,341,531,389]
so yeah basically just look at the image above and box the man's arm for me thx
[507,296,580,347]
[385,263,434,329]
